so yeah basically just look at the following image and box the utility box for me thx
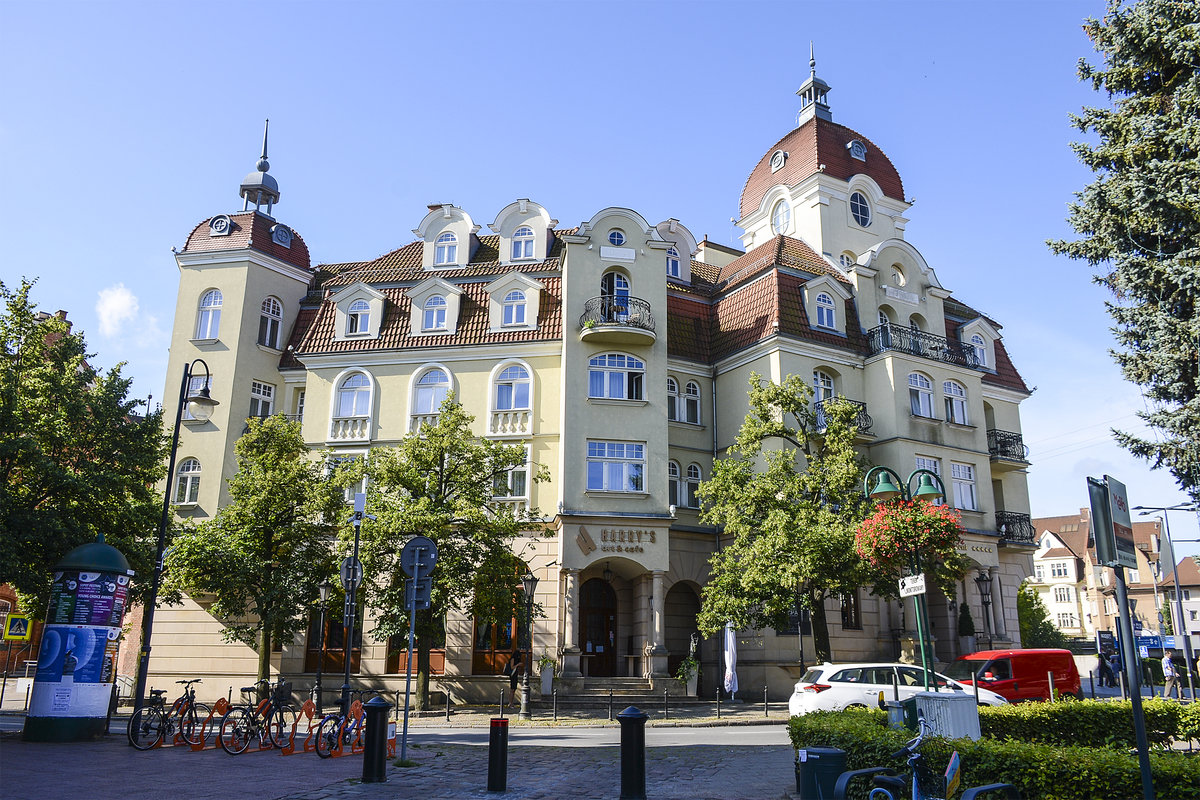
[913,691,980,740]
[795,746,847,799]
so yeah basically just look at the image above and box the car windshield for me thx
[943,660,983,681]
[799,668,825,683]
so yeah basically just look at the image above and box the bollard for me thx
[716,686,721,719]
[1048,671,1056,701]
[764,686,769,717]
[617,706,648,800]
[362,695,393,783]
[553,688,557,722]
[1089,673,1095,699]
[663,687,669,720]
[446,690,451,721]
[609,689,614,721]
[1119,670,1127,700]
[25,685,31,711]
[500,689,505,719]
[487,717,509,792]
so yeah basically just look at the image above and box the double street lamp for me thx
[518,570,538,721]
[864,466,946,692]
[133,359,218,716]
[314,578,332,715]
[1133,503,1197,701]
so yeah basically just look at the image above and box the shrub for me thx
[978,698,1185,750]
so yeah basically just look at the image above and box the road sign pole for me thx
[400,554,421,763]
[341,493,373,718]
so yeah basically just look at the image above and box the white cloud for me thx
[95,283,140,337]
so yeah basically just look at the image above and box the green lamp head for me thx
[913,473,944,504]
[870,471,902,501]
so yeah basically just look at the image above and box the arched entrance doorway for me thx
[579,578,617,677]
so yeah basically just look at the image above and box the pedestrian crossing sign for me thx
[3,613,32,641]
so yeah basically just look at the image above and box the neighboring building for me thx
[1161,556,1200,656]
[146,65,1035,702]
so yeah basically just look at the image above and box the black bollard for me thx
[487,717,509,792]
[500,689,506,718]
[617,706,648,800]
[764,686,769,717]
[609,688,614,721]
[446,690,452,721]
[716,686,721,719]
[663,687,669,719]
[362,695,393,783]
[553,688,557,721]
[1048,671,1057,701]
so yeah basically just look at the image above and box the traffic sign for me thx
[340,556,363,590]
[400,537,438,578]
[3,613,31,641]
[899,573,926,598]
[406,577,432,611]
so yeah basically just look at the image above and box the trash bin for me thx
[795,746,847,799]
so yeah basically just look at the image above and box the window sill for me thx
[257,344,283,355]
[668,419,705,430]
[585,490,649,499]
[419,328,452,335]
[588,398,649,407]
[182,417,212,426]
[945,421,976,431]
[172,502,200,510]
[813,324,847,337]
[189,337,219,346]
[910,413,941,424]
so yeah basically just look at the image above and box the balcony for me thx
[996,511,1036,546]
[490,409,531,437]
[866,325,980,369]
[815,399,873,436]
[578,296,656,345]
[987,429,1029,469]
[329,416,370,442]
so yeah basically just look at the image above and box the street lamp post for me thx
[340,493,373,717]
[1133,504,1197,701]
[975,571,994,650]
[519,570,538,721]
[133,359,218,717]
[314,578,331,715]
[864,466,945,692]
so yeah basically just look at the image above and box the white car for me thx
[787,661,1008,716]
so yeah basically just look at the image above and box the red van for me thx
[943,649,1081,702]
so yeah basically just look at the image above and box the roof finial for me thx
[241,120,281,214]
[809,41,816,80]
[796,45,833,126]
[258,119,270,173]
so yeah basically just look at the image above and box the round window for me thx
[608,229,626,246]
[771,201,791,235]
[849,192,871,227]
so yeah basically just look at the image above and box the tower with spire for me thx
[796,43,833,126]
[240,120,281,216]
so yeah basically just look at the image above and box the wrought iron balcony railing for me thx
[579,296,654,333]
[815,398,873,432]
[987,429,1028,462]
[866,324,980,369]
[996,511,1036,545]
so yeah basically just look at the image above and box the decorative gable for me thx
[330,282,386,342]
[656,218,698,284]
[412,204,481,268]
[406,276,464,336]
[801,274,852,335]
[484,272,545,332]
[958,317,1001,370]
[489,199,557,265]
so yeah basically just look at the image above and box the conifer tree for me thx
[1050,0,1200,500]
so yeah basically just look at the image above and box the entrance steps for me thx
[546,677,708,709]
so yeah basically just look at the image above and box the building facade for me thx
[148,68,1036,702]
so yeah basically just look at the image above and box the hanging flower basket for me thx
[854,500,965,577]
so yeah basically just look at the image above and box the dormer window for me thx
[666,247,680,279]
[347,299,370,335]
[512,226,535,260]
[815,292,836,329]
[971,334,988,368]
[502,290,526,326]
[435,232,457,265]
[423,295,448,331]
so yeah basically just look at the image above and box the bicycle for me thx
[313,689,375,758]
[128,679,209,750]
[218,678,299,754]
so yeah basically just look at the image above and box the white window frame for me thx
[943,380,969,425]
[1056,613,1077,628]
[850,191,872,227]
[951,462,977,510]
[296,390,306,421]
[666,246,681,278]
[347,299,370,335]
[815,292,837,329]
[259,296,282,349]
[494,444,531,500]
[435,232,457,265]
[685,463,702,508]
[586,440,645,493]
[195,289,222,339]
[1128,569,1140,584]
[413,368,451,416]
[1054,586,1072,603]
[249,380,275,418]
[971,334,988,368]
[668,460,681,506]
[1035,564,1045,580]
[588,353,644,401]
[1050,561,1069,578]
[666,377,679,422]
[771,200,791,235]
[608,229,626,246]
[337,373,372,418]
[494,365,530,411]
[511,226,535,260]
[423,295,448,331]
[684,381,701,424]
[173,458,201,505]
[814,370,835,402]
[909,373,934,418]
[502,290,526,326]
[328,453,368,504]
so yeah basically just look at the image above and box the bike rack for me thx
[189,697,231,751]
[281,699,317,756]
[327,699,365,758]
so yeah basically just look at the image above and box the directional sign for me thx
[340,556,363,590]
[406,577,433,611]
[1105,475,1139,569]
[400,537,438,578]
[3,613,32,641]
[899,573,927,598]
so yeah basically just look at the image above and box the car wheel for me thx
[845,703,867,709]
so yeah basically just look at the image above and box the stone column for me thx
[560,569,582,679]
[988,569,1007,638]
[648,571,669,678]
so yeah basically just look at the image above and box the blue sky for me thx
[3,0,1197,557]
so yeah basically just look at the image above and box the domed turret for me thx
[240,119,280,216]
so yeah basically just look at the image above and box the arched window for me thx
[772,200,791,235]
[347,299,370,335]
[423,295,448,331]
[666,246,680,279]
[435,232,457,265]
[600,271,631,322]
[850,191,872,227]
[588,354,644,400]
[878,310,891,327]
[668,460,681,507]
[337,373,372,417]
[839,252,856,268]
[666,377,679,421]
[494,365,530,410]
[908,373,934,418]
[259,296,282,348]
[195,289,222,339]
[512,226,535,260]
[815,292,836,329]
[971,334,988,368]
[684,381,701,424]
[685,464,702,508]
[414,368,451,415]
[813,370,835,402]
[173,458,201,505]
[943,380,968,425]
[502,290,526,326]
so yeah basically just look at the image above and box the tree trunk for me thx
[258,627,272,696]
[416,629,430,711]
[808,589,833,664]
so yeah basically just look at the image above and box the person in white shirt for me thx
[1162,650,1180,699]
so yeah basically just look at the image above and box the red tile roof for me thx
[1161,556,1200,589]
[740,117,905,220]
[716,235,849,291]
[182,211,312,271]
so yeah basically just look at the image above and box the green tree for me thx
[1049,0,1200,501]
[356,397,546,709]
[1017,580,1067,649]
[0,278,166,613]
[695,374,872,663]
[163,415,344,683]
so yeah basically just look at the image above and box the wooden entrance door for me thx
[579,578,617,677]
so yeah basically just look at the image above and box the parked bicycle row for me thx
[127,678,393,759]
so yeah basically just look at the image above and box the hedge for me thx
[978,697,1200,750]
[788,709,1200,800]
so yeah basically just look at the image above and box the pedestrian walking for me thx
[1162,650,1180,699]
[1097,650,1114,687]
[505,648,525,708]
